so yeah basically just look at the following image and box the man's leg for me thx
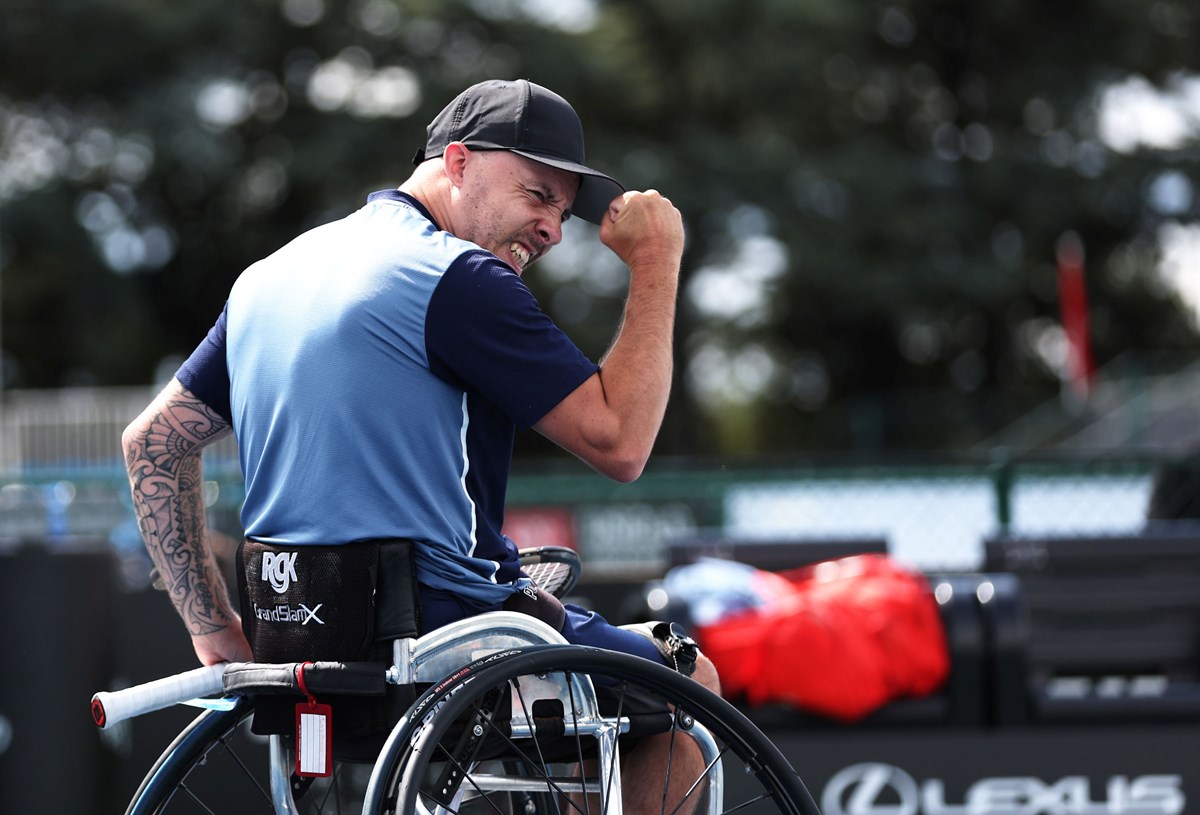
[559,607,722,815]
[418,591,723,814]
[617,653,720,815]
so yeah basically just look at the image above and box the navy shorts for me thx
[419,586,667,668]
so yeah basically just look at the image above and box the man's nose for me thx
[537,216,563,247]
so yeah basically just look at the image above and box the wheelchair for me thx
[96,549,819,815]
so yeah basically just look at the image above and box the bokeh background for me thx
[3,0,1200,452]
[2,0,1200,812]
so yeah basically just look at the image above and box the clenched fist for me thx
[599,190,684,274]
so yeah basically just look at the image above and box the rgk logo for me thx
[262,551,299,594]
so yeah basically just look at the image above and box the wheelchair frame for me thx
[98,614,817,815]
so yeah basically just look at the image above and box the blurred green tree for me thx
[1,0,1198,457]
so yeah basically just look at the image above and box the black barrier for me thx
[8,532,1200,812]
[0,543,121,815]
[748,724,1198,815]
[665,534,889,571]
[984,534,1200,725]
[0,543,262,815]
[107,585,238,809]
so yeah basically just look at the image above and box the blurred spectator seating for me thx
[984,533,1200,724]
[665,535,888,572]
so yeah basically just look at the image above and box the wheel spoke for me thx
[563,672,591,815]
[722,791,778,815]
[178,781,220,815]
[602,680,628,812]
[510,676,566,814]
[442,706,591,815]
[668,743,730,815]
[217,730,273,805]
[423,746,507,815]
[660,715,680,815]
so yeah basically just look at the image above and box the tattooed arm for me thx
[122,378,253,666]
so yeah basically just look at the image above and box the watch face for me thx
[669,623,697,649]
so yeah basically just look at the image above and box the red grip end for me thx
[91,697,107,728]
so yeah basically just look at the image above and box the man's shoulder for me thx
[357,194,505,274]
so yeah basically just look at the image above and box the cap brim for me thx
[509,149,624,226]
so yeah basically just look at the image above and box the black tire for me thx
[363,645,820,815]
[126,697,372,814]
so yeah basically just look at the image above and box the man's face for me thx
[454,148,580,274]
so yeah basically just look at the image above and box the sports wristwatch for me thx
[651,621,699,678]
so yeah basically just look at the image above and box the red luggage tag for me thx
[295,662,333,777]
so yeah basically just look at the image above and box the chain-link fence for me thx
[3,452,1183,581]
[503,456,1174,576]
[0,386,1193,581]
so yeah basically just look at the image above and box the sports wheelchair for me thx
[93,548,819,815]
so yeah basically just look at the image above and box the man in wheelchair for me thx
[123,78,719,813]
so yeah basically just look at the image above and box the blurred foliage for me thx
[1,0,1198,457]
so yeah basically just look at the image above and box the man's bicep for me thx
[428,255,599,426]
[126,378,232,460]
[533,373,627,478]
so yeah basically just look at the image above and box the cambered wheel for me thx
[364,645,820,815]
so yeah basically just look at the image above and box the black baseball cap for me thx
[414,79,624,225]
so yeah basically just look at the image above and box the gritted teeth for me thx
[510,243,530,268]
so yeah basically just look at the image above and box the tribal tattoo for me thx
[125,385,233,636]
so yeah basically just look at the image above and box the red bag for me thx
[696,554,949,721]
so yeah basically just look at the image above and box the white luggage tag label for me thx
[294,662,333,777]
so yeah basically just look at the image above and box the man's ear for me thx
[443,142,470,187]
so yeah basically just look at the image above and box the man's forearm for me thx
[598,260,679,451]
[533,191,684,482]
[123,384,236,636]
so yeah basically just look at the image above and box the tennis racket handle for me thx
[91,663,228,729]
